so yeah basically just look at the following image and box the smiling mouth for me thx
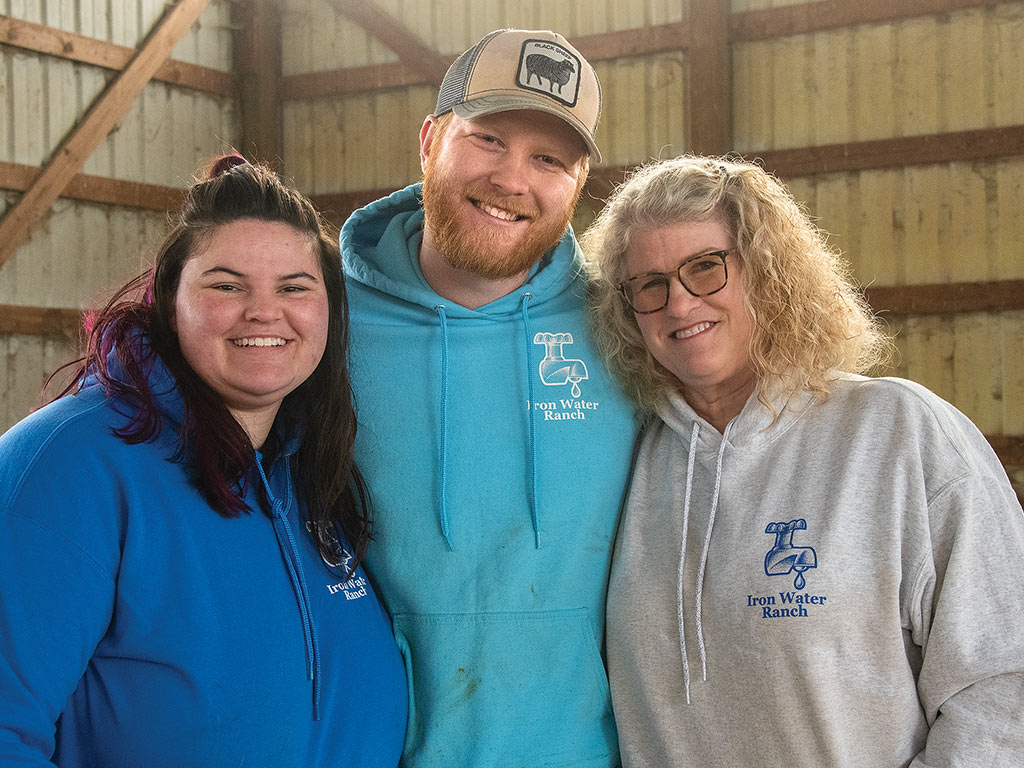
[473,199,526,222]
[232,337,288,347]
[672,322,715,339]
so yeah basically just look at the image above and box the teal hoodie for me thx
[341,184,638,767]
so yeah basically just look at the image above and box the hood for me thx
[340,183,584,319]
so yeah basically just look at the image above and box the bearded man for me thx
[341,28,637,768]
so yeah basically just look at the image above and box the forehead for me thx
[187,220,320,274]
[624,219,733,274]
[451,109,587,159]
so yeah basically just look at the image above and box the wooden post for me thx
[235,0,281,166]
[687,0,732,154]
[0,0,211,270]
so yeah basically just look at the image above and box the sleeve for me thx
[0,426,120,766]
[907,436,1024,767]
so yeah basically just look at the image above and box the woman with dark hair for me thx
[583,154,1024,767]
[0,156,407,767]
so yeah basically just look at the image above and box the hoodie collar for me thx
[341,182,583,318]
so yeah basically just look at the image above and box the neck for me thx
[681,376,756,434]
[230,405,279,451]
[419,229,532,310]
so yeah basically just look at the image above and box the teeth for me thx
[477,201,520,221]
[233,337,287,347]
[674,322,713,339]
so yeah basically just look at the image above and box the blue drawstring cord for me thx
[434,305,455,551]
[256,455,321,720]
[520,293,541,549]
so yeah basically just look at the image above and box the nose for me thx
[243,290,283,323]
[663,277,702,318]
[488,152,530,196]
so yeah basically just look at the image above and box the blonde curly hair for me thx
[582,154,892,415]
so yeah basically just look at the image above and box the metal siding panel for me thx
[732,42,773,153]
[903,166,944,284]
[995,158,1024,281]
[810,28,852,145]
[1001,312,1024,434]
[341,93,376,192]
[851,24,896,143]
[895,17,940,137]
[282,101,315,191]
[994,5,1024,125]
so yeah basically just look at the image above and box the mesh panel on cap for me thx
[435,31,501,115]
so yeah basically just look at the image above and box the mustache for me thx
[465,189,539,220]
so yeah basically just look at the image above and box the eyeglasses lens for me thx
[622,254,727,313]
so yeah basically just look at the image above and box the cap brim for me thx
[453,94,602,164]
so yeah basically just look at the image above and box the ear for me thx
[419,115,438,173]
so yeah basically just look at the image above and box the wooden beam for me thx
[731,0,1005,42]
[313,123,1024,219]
[687,0,732,155]
[280,61,426,100]
[573,21,690,61]
[0,14,234,97]
[865,280,1024,316]
[279,22,692,102]
[0,160,185,212]
[750,125,1024,178]
[277,0,1014,103]
[235,0,281,165]
[0,304,82,339]
[0,0,211,271]
[989,436,1024,466]
[328,0,449,84]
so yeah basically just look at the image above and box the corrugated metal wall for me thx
[0,0,237,428]
[2,0,1021,498]
[734,3,1024,468]
[280,0,688,195]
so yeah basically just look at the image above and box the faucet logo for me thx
[764,518,817,590]
[533,332,589,397]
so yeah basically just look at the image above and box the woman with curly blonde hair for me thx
[584,154,1024,768]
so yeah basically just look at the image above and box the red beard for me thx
[421,153,580,281]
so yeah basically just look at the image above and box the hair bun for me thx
[208,154,248,179]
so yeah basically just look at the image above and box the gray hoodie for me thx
[606,373,1024,767]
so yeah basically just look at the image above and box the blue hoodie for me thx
[0,351,407,767]
[341,184,638,768]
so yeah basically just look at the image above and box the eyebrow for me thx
[200,266,320,282]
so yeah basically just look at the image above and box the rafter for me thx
[328,0,449,84]
[0,0,212,270]
[0,14,234,96]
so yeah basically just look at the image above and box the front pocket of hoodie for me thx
[393,607,615,768]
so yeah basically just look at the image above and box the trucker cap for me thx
[434,28,603,163]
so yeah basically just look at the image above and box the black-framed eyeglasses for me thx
[617,250,731,314]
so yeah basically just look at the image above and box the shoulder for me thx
[0,387,165,517]
[823,374,1005,485]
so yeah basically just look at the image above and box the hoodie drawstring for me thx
[520,293,541,549]
[676,422,699,704]
[431,298,541,551]
[255,455,321,720]
[677,419,733,704]
[694,420,733,688]
[434,305,455,551]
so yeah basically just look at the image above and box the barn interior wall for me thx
[0,0,237,427]
[1,0,1021,495]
